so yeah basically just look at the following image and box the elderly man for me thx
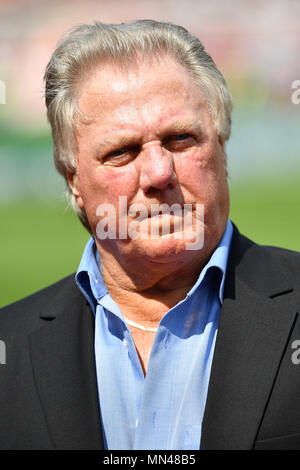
[1,20,300,451]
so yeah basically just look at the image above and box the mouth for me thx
[129,203,196,219]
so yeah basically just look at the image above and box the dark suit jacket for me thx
[1,226,300,450]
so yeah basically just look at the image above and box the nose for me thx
[139,143,177,194]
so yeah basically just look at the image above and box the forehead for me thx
[78,56,206,109]
[76,56,213,140]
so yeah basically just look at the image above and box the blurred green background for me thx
[0,0,299,308]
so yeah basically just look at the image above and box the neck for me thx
[100,257,202,324]
[94,235,219,322]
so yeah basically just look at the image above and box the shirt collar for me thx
[186,219,233,303]
[76,219,233,311]
[75,238,107,312]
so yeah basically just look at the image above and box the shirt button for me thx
[123,339,128,348]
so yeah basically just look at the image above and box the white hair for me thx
[44,19,233,232]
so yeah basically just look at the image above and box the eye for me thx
[173,133,190,141]
[163,133,196,151]
[102,145,139,166]
[110,147,128,157]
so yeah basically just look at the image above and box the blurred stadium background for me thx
[0,0,299,307]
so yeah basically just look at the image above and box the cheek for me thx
[77,162,139,208]
[101,166,140,201]
[175,147,228,206]
[175,150,212,193]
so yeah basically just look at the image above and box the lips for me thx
[131,203,192,217]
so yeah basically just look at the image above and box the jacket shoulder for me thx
[228,226,300,296]
[245,234,300,282]
[262,244,300,274]
[231,225,300,271]
[0,274,84,334]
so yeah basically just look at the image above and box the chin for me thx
[130,235,204,263]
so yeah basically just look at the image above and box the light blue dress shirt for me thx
[76,219,233,450]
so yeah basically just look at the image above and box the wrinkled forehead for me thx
[76,51,177,89]
[75,54,208,122]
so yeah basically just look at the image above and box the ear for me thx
[218,135,228,177]
[218,134,224,149]
[66,169,85,210]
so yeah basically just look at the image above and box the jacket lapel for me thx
[28,300,103,450]
[201,228,297,449]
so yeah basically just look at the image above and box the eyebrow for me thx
[165,120,203,134]
[94,119,203,153]
[94,135,138,154]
